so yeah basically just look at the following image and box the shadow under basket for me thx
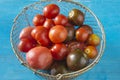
[10,0,106,80]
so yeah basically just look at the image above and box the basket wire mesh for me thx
[10,0,106,80]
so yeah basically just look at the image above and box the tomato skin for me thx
[64,26,75,42]
[43,19,55,30]
[33,14,46,26]
[54,14,68,26]
[26,46,53,70]
[84,46,98,59]
[31,26,51,46]
[68,41,86,52]
[18,39,36,52]
[76,27,89,42]
[43,4,60,19]
[81,25,93,35]
[51,44,68,60]
[49,25,68,43]
[19,27,36,43]
[65,22,74,27]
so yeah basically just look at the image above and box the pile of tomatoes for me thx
[18,4,100,75]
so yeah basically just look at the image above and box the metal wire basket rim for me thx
[10,0,106,79]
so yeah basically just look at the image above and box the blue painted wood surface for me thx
[0,0,120,80]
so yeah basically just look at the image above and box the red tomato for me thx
[19,27,36,43]
[33,14,46,26]
[76,27,89,42]
[31,26,51,46]
[51,44,68,60]
[54,14,68,26]
[43,19,55,30]
[84,46,98,59]
[18,39,36,52]
[49,25,68,43]
[43,4,60,19]
[26,46,53,70]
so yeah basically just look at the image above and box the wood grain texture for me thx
[0,0,120,80]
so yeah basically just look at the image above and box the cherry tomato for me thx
[67,49,88,70]
[76,27,89,42]
[54,14,68,26]
[50,61,68,75]
[68,41,86,52]
[84,46,98,59]
[65,26,75,42]
[33,14,46,26]
[18,39,36,52]
[68,9,84,26]
[51,44,68,60]
[19,27,36,43]
[81,25,93,35]
[49,25,68,43]
[43,4,60,19]
[43,19,55,30]
[88,34,100,46]
[26,46,53,70]
[31,26,51,46]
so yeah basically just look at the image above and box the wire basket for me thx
[10,0,106,80]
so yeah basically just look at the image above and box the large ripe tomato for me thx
[19,27,36,43]
[26,46,53,70]
[51,44,68,60]
[33,14,46,26]
[76,27,89,42]
[54,14,68,26]
[31,26,51,46]
[49,25,68,43]
[43,19,55,30]
[43,4,60,19]
[18,39,36,52]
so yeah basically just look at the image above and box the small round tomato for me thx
[31,26,51,46]
[26,46,53,70]
[43,4,60,19]
[43,19,55,30]
[54,14,68,26]
[84,46,98,59]
[67,49,88,70]
[50,61,68,75]
[68,41,86,52]
[76,27,89,42]
[51,44,68,60]
[19,27,36,43]
[49,25,68,43]
[33,14,46,26]
[68,9,84,26]
[81,25,93,35]
[65,26,75,42]
[18,39,36,52]
[88,34,100,46]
